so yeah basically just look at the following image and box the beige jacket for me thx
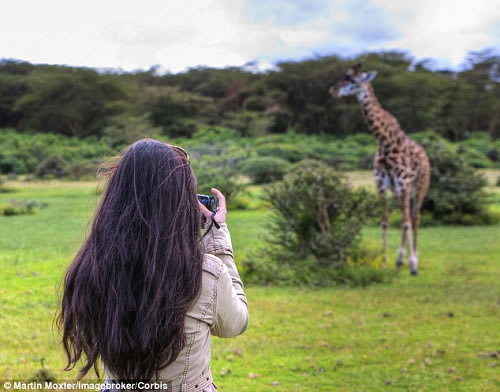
[105,223,248,391]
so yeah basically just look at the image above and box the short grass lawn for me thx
[0,177,498,391]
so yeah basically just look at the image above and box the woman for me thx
[57,139,248,392]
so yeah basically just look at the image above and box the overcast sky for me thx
[1,0,499,73]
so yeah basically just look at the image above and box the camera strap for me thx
[201,209,220,240]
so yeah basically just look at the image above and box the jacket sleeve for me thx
[201,223,249,337]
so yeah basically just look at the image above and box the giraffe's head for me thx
[329,64,377,98]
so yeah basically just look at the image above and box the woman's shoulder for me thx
[202,253,227,278]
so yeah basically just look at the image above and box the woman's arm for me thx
[199,188,248,337]
[201,223,248,337]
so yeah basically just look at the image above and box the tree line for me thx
[0,50,499,141]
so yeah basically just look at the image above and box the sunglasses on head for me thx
[169,144,190,164]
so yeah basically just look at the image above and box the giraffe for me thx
[329,64,430,275]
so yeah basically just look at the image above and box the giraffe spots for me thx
[334,65,430,276]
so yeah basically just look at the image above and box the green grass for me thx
[0,177,499,391]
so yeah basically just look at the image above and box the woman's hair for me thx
[57,139,203,381]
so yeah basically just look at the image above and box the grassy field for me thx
[0,173,499,391]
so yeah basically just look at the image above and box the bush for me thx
[36,155,68,179]
[457,144,492,168]
[162,121,198,138]
[0,156,27,174]
[0,129,116,177]
[255,142,309,163]
[221,111,272,137]
[243,160,390,286]
[66,160,99,180]
[420,136,496,225]
[486,148,499,163]
[238,156,291,184]
[0,199,44,216]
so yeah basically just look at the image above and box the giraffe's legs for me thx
[411,202,421,256]
[401,190,418,275]
[411,169,430,264]
[396,226,405,268]
[376,179,389,265]
[381,195,388,265]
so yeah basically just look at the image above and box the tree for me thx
[14,66,129,137]
[150,88,212,137]
[0,60,34,127]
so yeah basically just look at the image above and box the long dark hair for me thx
[57,139,203,381]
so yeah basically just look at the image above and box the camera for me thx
[197,194,218,212]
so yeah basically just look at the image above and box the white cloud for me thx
[0,0,498,72]
[371,0,500,68]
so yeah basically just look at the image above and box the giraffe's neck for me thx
[356,84,404,143]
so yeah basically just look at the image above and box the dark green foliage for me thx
[36,156,68,179]
[244,160,384,286]
[486,148,498,162]
[267,109,291,134]
[0,129,115,175]
[0,60,33,127]
[1,52,500,142]
[0,199,45,216]
[185,128,248,202]
[220,111,272,137]
[238,156,291,184]
[265,160,372,263]
[244,95,269,111]
[150,89,209,137]
[0,154,27,174]
[14,66,130,137]
[101,114,161,148]
[255,142,308,163]
[420,134,496,225]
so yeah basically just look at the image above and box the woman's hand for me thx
[199,188,227,224]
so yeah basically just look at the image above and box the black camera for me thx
[197,194,218,212]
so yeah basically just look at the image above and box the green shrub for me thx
[255,142,309,163]
[66,160,99,180]
[221,111,272,137]
[238,156,291,184]
[162,121,198,138]
[457,144,493,168]
[486,148,499,163]
[244,95,269,112]
[36,155,68,179]
[420,135,496,225]
[0,199,43,216]
[244,160,389,286]
[0,129,115,177]
[267,110,291,134]
[0,155,27,174]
